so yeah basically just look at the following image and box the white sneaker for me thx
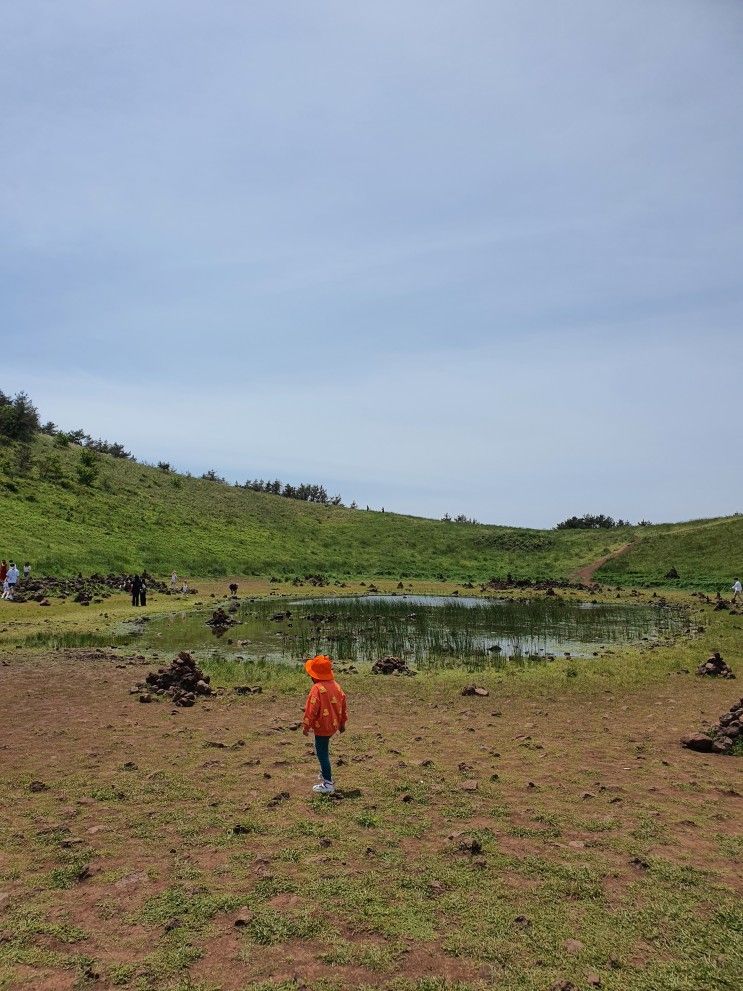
[313,780,336,795]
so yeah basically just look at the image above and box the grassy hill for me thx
[1,435,739,584]
[596,514,743,589]
[0,435,633,579]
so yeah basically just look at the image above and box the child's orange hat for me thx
[304,654,334,680]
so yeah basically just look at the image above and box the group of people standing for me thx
[1,560,30,601]
[129,571,190,607]
[130,574,148,607]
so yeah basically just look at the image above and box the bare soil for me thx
[0,646,741,990]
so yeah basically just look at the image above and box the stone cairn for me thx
[696,651,735,679]
[206,607,238,629]
[136,652,212,707]
[371,656,416,676]
[681,696,743,755]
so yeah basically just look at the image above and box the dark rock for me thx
[681,733,714,752]
[696,651,735,679]
[371,656,416,676]
[456,836,483,855]
[461,684,489,697]
[140,652,212,706]
[683,696,743,755]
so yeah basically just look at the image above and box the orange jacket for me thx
[303,680,347,736]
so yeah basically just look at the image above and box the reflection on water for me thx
[131,594,687,669]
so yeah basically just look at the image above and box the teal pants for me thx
[314,734,332,781]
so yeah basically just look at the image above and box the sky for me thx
[1,1,742,527]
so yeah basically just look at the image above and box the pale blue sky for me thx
[2,1,742,526]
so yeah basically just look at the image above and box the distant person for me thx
[0,561,7,583]
[139,577,147,607]
[302,654,347,795]
[181,581,189,595]
[170,571,178,588]
[23,562,31,580]
[1,578,12,601]
[131,574,143,607]
[733,579,742,603]
[6,562,19,591]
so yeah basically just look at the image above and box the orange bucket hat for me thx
[304,654,334,680]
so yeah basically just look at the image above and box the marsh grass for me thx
[132,594,688,669]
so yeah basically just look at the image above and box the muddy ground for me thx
[0,586,741,991]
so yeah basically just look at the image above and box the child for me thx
[302,654,347,795]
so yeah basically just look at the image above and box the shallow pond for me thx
[125,594,687,669]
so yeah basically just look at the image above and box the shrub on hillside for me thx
[76,448,100,487]
[243,478,343,505]
[556,514,631,530]
[38,452,65,483]
[14,444,33,477]
[0,391,40,443]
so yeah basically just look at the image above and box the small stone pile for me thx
[681,697,743,755]
[206,607,237,629]
[696,651,735,679]
[371,656,416,676]
[139,652,212,706]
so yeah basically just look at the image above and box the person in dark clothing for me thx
[139,577,147,607]
[131,574,143,607]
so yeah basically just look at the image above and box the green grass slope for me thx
[597,514,743,589]
[0,436,630,579]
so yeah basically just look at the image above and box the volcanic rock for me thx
[681,697,743,755]
[696,651,735,679]
[461,684,489,697]
[371,656,416,676]
[139,652,212,706]
[206,607,237,629]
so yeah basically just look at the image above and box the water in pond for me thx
[123,594,686,669]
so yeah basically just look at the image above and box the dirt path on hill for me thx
[573,540,637,584]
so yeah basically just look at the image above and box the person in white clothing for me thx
[6,563,19,588]
[170,571,178,588]
[1,578,12,600]
[733,579,742,603]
